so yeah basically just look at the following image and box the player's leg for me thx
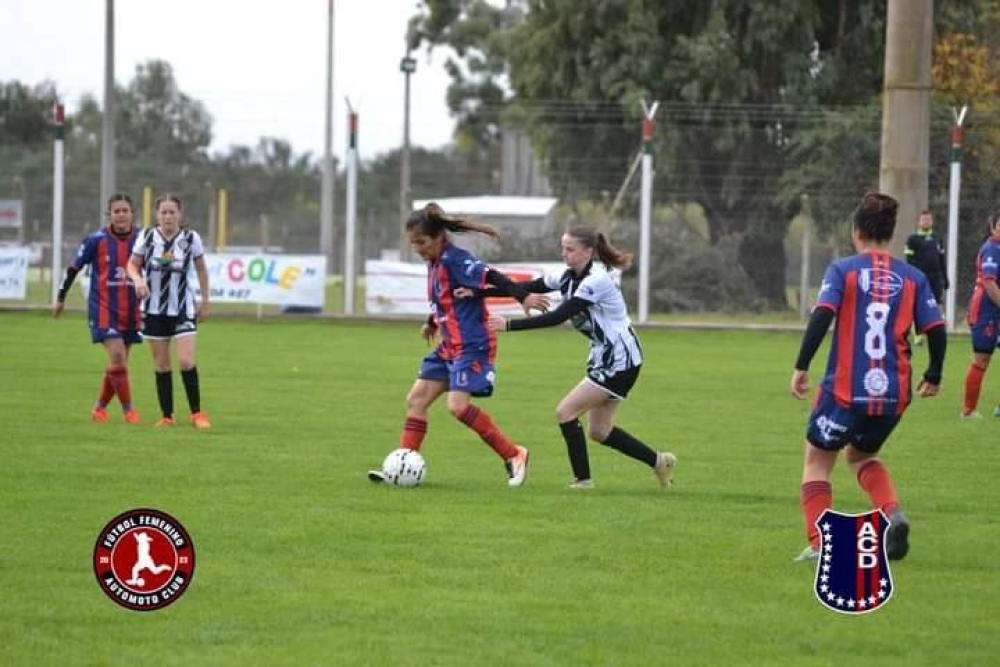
[555,380,596,486]
[962,349,992,418]
[796,392,847,560]
[845,417,909,560]
[587,397,676,489]
[176,331,208,428]
[402,377,447,450]
[89,327,116,421]
[103,336,137,422]
[142,315,175,425]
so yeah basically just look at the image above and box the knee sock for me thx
[96,370,116,408]
[598,427,658,467]
[963,363,986,414]
[457,405,518,460]
[800,480,832,549]
[559,419,591,481]
[107,366,132,412]
[155,371,174,418]
[181,367,201,414]
[856,460,900,516]
[400,417,428,451]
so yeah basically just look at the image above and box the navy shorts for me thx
[969,316,1000,354]
[90,325,142,346]
[806,391,900,454]
[418,347,496,397]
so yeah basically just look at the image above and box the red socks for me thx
[856,460,900,516]
[107,367,132,410]
[963,363,986,415]
[800,480,832,549]
[400,417,428,451]
[458,405,519,460]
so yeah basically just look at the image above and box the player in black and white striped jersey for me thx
[126,193,212,429]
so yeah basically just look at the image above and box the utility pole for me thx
[637,100,659,324]
[399,43,417,261]
[880,0,933,257]
[320,0,336,275]
[100,0,116,219]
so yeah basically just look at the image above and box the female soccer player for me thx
[790,191,946,562]
[53,193,142,423]
[367,203,547,487]
[960,210,1000,418]
[483,228,677,490]
[126,193,211,429]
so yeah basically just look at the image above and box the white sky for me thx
[1,0,456,160]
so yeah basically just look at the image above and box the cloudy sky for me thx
[2,0,456,159]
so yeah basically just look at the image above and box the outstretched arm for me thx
[790,306,835,399]
[917,323,947,396]
[489,296,590,332]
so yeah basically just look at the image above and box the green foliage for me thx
[2,314,998,665]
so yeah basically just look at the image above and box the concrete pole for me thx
[879,0,934,258]
[100,0,116,219]
[320,0,336,275]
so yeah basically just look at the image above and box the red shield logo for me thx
[93,508,196,611]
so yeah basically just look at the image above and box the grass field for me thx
[1,312,997,666]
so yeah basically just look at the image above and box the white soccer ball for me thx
[381,448,427,488]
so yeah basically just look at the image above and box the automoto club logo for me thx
[93,508,195,611]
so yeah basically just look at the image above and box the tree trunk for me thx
[738,232,788,309]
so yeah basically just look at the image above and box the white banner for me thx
[0,200,23,229]
[200,254,327,306]
[0,246,30,299]
[80,253,328,308]
[365,260,574,315]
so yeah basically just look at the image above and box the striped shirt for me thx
[71,225,142,332]
[132,227,205,318]
[815,251,944,415]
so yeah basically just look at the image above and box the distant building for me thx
[413,195,559,255]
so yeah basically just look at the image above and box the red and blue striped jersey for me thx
[965,238,1000,326]
[815,251,944,415]
[71,225,141,333]
[427,243,497,360]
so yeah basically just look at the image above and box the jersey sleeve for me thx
[542,273,562,291]
[445,249,490,289]
[70,233,97,271]
[189,230,205,258]
[574,272,615,304]
[913,272,945,333]
[980,244,1000,283]
[814,263,844,312]
[131,228,150,257]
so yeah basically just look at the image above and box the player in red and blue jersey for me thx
[53,194,142,423]
[790,192,947,563]
[367,203,548,487]
[960,210,1000,418]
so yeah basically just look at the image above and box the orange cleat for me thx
[190,411,212,429]
[154,416,176,427]
[123,409,141,424]
[91,407,109,423]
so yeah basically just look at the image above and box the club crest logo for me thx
[93,508,196,611]
[811,509,893,614]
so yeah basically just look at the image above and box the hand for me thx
[790,369,809,400]
[488,314,508,332]
[134,280,149,300]
[453,287,475,299]
[521,293,550,315]
[421,322,438,345]
[52,300,65,318]
[916,379,940,397]
[197,299,210,322]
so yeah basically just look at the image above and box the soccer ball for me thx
[381,448,427,488]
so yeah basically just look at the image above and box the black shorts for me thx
[586,365,641,400]
[143,313,198,340]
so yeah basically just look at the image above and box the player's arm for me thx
[917,323,947,396]
[938,243,949,289]
[983,277,1000,308]
[472,275,549,298]
[52,266,80,318]
[491,296,590,332]
[194,254,210,320]
[790,306,835,399]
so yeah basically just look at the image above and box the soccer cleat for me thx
[993,405,1000,418]
[960,410,983,420]
[190,411,211,429]
[154,416,176,427]
[653,451,678,489]
[505,445,530,487]
[793,545,820,562]
[568,479,594,489]
[886,511,910,561]
[367,470,386,483]
[122,409,141,424]
[91,406,109,423]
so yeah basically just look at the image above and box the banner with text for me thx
[365,260,580,316]
[0,246,30,299]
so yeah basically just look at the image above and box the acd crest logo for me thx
[93,508,196,611]
[811,509,894,614]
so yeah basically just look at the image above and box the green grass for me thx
[1,313,996,666]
